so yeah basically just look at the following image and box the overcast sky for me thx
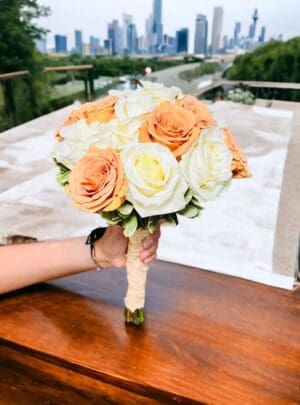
[38,0,300,51]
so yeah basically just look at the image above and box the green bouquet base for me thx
[124,307,145,326]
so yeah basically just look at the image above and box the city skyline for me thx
[38,0,299,52]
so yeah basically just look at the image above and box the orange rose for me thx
[223,128,251,178]
[177,96,216,129]
[55,96,117,140]
[66,145,127,213]
[139,101,199,159]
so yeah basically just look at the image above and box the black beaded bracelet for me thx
[85,227,107,270]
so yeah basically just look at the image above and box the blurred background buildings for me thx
[37,0,275,56]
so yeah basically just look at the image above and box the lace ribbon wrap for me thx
[124,229,150,312]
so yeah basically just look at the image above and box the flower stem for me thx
[124,307,145,326]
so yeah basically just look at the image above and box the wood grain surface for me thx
[0,261,299,404]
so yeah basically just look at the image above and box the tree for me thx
[226,38,300,101]
[0,0,51,126]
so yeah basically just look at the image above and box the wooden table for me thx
[0,261,299,404]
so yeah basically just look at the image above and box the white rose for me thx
[111,88,155,121]
[52,119,111,169]
[140,80,183,104]
[109,117,142,151]
[121,143,188,218]
[180,127,232,202]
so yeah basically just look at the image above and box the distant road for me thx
[150,62,225,94]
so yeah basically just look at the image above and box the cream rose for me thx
[121,143,188,218]
[52,119,112,169]
[180,127,233,202]
[110,88,155,121]
[108,117,143,151]
[140,81,183,105]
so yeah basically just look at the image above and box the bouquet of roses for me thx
[52,81,250,325]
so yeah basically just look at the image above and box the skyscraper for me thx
[103,39,111,55]
[152,0,163,52]
[89,36,100,55]
[128,23,138,54]
[164,35,176,55]
[259,26,266,44]
[249,9,259,39]
[176,28,189,53]
[222,35,229,52]
[211,6,223,54]
[145,13,154,52]
[233,22,241,47]
[54,35,67,53]
[35,36,47,53]
[108,20,123,55]
[123,13,133,53]
[194,14,208,55]
[74,30,83,54]
[108,23,114,52]
[138,36,146,53]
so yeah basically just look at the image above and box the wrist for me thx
[93,238,111,269]
[85,227,110,270]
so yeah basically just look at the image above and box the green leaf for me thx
[123,213,138,237]
[101,211,123,225]
[184,189,193,203]
[147,217,159,233]
[117,202,134,217]
[55,163,70,187]
[179,205,200,218]
[163,214,178,226]
[191,198,203,210]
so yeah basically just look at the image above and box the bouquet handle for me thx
[124,228,151,325]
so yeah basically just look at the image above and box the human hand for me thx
[94,225,161,269]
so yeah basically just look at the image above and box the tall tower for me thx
[176,28,189,53]
[194,15,208,55]
[152,0,163,52]
[233,22,241,47]
[145,13,154,53]
[211,6,223,54]
[74,30,83,54]
[123,13,133,53]
[54,35,67,53]
[249,9,258,39]
[108,20,123,55]
[259,26,266,44]
[128,24,138,54]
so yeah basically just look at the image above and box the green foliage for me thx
[40,54,190,78]
[0,0,50,73]
[179,62,222,82]
[178,193,203,219]
[0,0,51,128]
[123,214,138,237]
[225,88,256,105]
[226,37,300,101]
[54,160,70,187]
[99,190,202,236]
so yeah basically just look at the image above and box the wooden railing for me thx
[0,65,95,128]
[192,79,300,98]
[0,70,36,125]
[0,70,30,80]
[43,65,95,101]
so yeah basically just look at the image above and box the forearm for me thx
[0,237,95,295]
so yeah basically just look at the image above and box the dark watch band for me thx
[85,227,107,270]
